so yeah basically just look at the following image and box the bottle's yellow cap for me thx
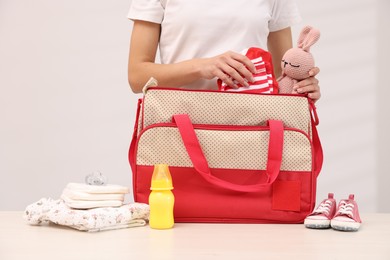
[150,164,173,190]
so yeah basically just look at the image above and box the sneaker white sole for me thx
[331,220,361,231]
[304,219,331,229]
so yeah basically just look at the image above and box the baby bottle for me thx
[149,164,175,229]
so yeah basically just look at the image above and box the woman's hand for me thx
[198,51,257,89]
[293,67,321,102]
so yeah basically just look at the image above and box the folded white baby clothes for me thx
[61,183,130,209]
[65,182,129,194]
[61,195,124,209]
[61,188,125,201]
[24,198,149,232]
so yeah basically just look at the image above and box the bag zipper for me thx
[139,122,311,141]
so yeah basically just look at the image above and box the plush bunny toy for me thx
[278,26,320,94]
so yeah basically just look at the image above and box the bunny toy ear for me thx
[297,25,320,52]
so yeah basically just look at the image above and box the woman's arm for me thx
[128,20,256,93]
[268,27,321,102]
[267,27,293,79]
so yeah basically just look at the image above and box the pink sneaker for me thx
[331,194,362,231]
[304,193,337,229]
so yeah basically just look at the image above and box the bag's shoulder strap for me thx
[309,100,323,177]
[129,98,143,174]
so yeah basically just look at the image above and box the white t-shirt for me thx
[128,0,301,89]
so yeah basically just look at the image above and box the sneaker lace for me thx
[338,201,354,217]
[313,200,332,214]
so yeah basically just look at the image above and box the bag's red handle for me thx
[172,114,284,193]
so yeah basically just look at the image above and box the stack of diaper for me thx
[61,183,130,209]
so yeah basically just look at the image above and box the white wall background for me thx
[1,0,388,212]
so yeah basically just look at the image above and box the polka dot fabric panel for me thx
[142,89,312,135]
[136,126,312,171]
